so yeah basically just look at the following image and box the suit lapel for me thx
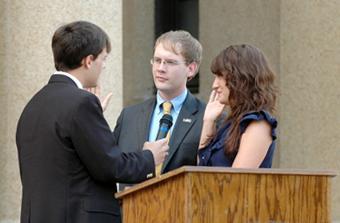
[137,98,156,149]
[162,93,198,171]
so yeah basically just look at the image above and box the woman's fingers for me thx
[209,90,216,103]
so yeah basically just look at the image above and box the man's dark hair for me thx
[52,21,111,71]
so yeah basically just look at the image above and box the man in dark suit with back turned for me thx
[113,30,205,190]
[16,21,168,223]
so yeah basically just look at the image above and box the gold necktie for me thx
[156,101,172,176]
[162,101,172,115]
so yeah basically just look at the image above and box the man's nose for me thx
[157,61,167,71]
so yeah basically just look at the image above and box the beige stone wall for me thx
[199,0,281,100]
[0,0,122,222]
[280,1,340,220]
[122,0,155,107]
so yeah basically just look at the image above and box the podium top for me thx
[115,166,336,199]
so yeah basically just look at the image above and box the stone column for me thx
[280,1,340,220]
[122,0,155,107]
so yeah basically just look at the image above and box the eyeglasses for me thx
[150,57,187,67]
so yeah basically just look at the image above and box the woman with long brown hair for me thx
[198,44,278,168]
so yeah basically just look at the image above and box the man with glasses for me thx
[113,30,205,190]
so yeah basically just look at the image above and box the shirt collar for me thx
[53,71,83,89]
[155,89,188,114]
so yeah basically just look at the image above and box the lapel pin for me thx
[182,118,192,123]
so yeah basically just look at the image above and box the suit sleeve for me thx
[112,109,124,145]
[70,94,155,184]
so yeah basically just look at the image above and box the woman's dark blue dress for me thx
[198,111,277,168]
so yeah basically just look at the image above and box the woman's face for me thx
[212,75,230,105]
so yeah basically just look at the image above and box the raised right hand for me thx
[143,138,169,166]
[203,90,225,122]
[85,86,113,112]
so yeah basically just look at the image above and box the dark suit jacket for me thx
[16,75,155,223]
[113,92,205,189]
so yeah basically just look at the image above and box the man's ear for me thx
[187,62,198,81]
[82,55,94,69]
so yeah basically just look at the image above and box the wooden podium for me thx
[115,166,336,223]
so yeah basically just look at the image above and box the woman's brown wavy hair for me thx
[210,44,277,160]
